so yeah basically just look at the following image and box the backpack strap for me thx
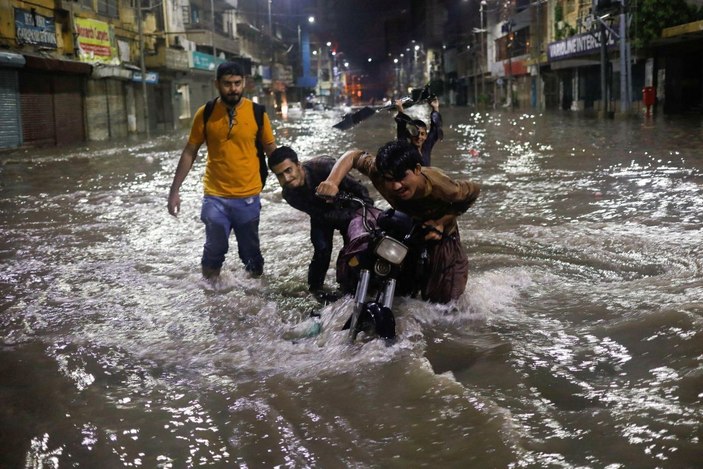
[252,102,268,188]
[202,97,218,143]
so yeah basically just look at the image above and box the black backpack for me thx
[202,97,268,188]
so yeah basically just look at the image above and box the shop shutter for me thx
[20,71,55,146]
[0,69,22,149]
[53,75,85,145]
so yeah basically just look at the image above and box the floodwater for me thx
[1,106,701,468]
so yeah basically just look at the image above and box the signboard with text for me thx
[191,51,225,71]
[132,72,159,84]
[75,17,117,64]
[14,8,57,49]
[547,30,617,62]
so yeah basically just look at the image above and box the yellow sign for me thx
[74,17,117,63]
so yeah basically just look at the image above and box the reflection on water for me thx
[1,109,702,468]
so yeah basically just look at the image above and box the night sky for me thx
[331,0,406,63]
[322,0,411,96]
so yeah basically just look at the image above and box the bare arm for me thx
[429,97,439,112]
[423,213,456,241]
[263,142,277,158]
[167,142,200,217]
[315,149,366,198]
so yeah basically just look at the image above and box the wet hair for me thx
[216,61,244,80]
[406,119,427,138]
[412,119,427,129]
[375,140,423,181]
[268,146,299,169]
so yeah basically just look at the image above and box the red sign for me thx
[504,59,528,76]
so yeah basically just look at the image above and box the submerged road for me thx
[1,107,702,467]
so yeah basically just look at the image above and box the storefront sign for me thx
[547,30,616,62]
[191,51,225,71]
[132,72,159,84]
[14,8,57,49]
[75,17,117,63]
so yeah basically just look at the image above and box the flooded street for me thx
[1,107,702,468]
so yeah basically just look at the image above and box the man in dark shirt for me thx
[268,146,374,294]
[395,96,443,167]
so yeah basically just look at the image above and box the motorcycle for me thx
[333,193,431,343]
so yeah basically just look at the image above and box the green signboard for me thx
[191,51,225,71]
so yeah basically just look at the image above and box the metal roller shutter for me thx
[0,69,22,149]
[20,71,55,146]
[53,76,85,145]
[19,71,86,146]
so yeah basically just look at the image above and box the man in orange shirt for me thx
[168,62,277,279]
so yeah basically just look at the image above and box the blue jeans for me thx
[200,195,264,274]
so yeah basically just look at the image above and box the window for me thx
[191,4,201,25]
[97,0,119,18]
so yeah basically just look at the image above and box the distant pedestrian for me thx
[395,96,443,166]
[168,62,277,280]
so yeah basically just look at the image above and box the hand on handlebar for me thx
[315,181,339,201]
[422,220,444,241]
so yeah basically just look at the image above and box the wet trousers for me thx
[200,195,264,275]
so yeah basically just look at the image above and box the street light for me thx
[268,0,273,66]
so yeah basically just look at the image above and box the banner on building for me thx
[503,59,528,77]
[14,8,57,49]
[117,40,131,63]
[75,17,118,64]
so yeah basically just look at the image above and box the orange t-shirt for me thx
[188,98,275,197]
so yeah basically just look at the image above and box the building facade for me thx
[0,0,303,150]
[434,0,702,115]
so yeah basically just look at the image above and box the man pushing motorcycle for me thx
[316,140,481,304]
[268,146,374,299]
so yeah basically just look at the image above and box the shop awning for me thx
[0,51,25,68]
[23,55,92,74]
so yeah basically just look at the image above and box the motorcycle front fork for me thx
[350,270,397,341]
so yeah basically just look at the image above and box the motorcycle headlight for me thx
[374,236,408,265]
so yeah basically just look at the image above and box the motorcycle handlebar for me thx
[317,191,374,232]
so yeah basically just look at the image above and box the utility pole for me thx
[534,0,543,111]
[211,0,217,57]
[268,0,274,66]
[480,0,487,100]
[619,0,631,113]
[297,24,301,80]
[136,0,150,138]
[600,19,609,117]
[507,21,513,109]
[473,47,479,106]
